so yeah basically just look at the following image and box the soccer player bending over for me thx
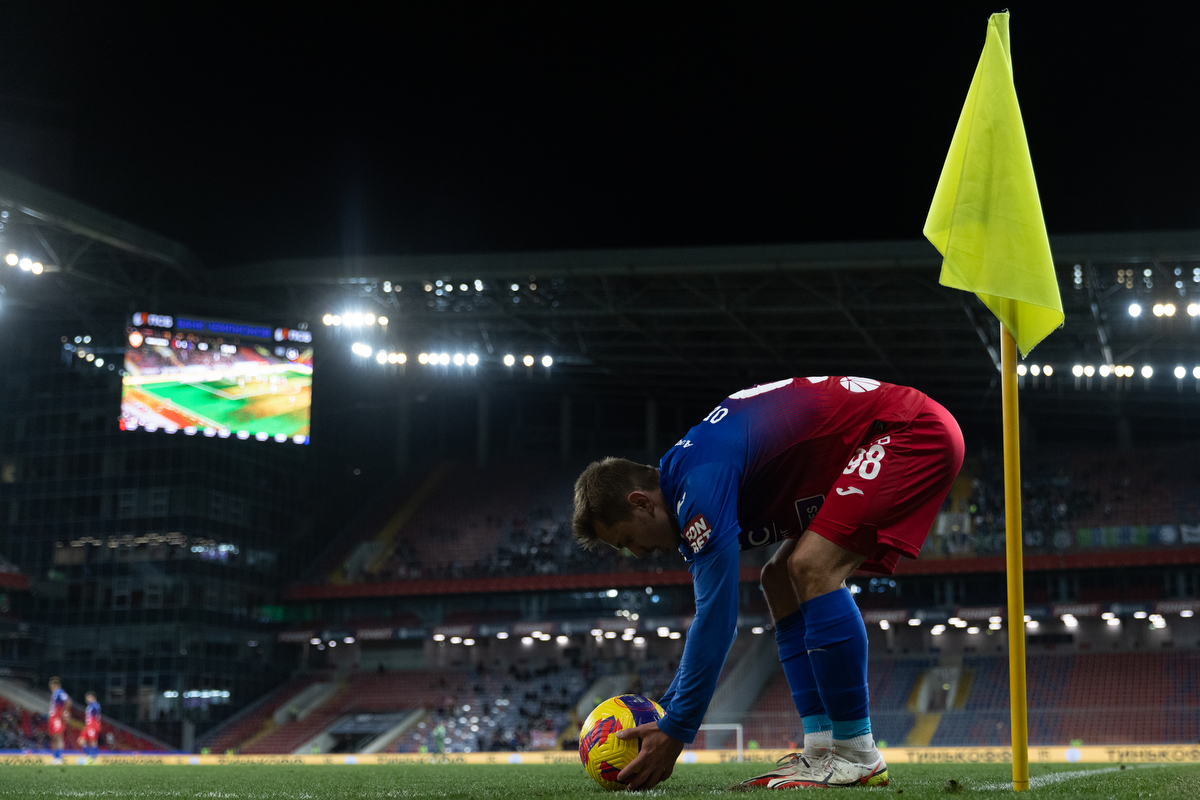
[47,677,71,764]
[80,691,102,763]
[572,376,963,790]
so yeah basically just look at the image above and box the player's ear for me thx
[627,490,653,513]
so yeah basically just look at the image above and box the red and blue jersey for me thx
[654,376,926,743]
[85,701,101,726]
[49,688,69,718]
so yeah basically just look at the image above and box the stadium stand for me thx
[196,672,323,754]
[932,651,1200,745]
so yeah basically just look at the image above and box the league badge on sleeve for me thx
[683,513,712,553]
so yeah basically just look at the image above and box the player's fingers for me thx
[616,751,645,784]
[614,722,653,740]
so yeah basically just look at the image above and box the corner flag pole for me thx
[1000,315,1029,792]
[922,12,1064,792]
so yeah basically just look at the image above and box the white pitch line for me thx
[977,763,1175,791]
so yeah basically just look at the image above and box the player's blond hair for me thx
[572,457,660,551]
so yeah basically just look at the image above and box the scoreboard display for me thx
[120,313,313,443]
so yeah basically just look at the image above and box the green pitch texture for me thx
[136,371,311,435]
[3,763,1200,798]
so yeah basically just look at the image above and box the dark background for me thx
[0,4,1197,265]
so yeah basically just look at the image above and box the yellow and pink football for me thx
[578,694,666,790]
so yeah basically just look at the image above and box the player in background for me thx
[571,376,963,790]
[79,691,101,763]
[47,677,71,764]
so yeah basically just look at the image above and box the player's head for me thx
[572,457,677,558]
[49,677,61,690]
[86,692,97,703]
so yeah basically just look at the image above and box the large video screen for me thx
[120,313,313,443]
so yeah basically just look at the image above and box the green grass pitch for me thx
[3,763,1200,798]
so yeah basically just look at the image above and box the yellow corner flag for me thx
[923,11,1063,357]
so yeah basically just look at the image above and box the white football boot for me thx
[767,750,889,789]
[738,747,832,788]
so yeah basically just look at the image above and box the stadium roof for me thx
[4,168,1200,434]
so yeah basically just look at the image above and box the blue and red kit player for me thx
[571,376,963,790]
[47,677,71,763]
[80,691,102,762]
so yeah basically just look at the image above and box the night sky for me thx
[2,4,1199,267]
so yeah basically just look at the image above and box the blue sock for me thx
[54,749,61,760]
[801,587,872,741]
[774,610,831,735]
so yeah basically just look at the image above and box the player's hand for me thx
[614,721,683,791]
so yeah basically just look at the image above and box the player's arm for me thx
[617,462,741,789]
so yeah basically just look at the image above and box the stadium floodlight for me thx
[453,353,465,366]
[907,618,921,626]
[1195,367,1200,379]
[331,315,342,326]
[387,353,397,364]
[1142,365,1153,378]
[31,262,42,274]
[85,353,94,362]
[606,589,618,597]
[397,353,407,364]
[1072,365,1083,377]
[1030,364,1040,376]
[322,314,333,325]
[1133,611,1148,619]
[1181,609,1195,618]
[604,631,617,639]
[459,284,468,292]
[1026,620,1039,629]
[474,279,483,291]
[879,620,890,630]
[503,354,515,367]
[424,283,433,292]
[556,635,569,644]
[1084,365,1095,377]
[255,432,269,441]
[375,351,387,364]
[1016,364,1027,376]
[327,640,337,648]
[351,342,372,357]
[967,627,981,634]
[1102,612,1115,620]
[522,636,534,644]
[496,631,509,639]
[433,634,445,642]
[1129,303,1142,317]
[310,638,321,645]
[464,638,476,646]
[634,636,646,645]
[930,625,945,635]
[1106,617,1121,627]
[1189,303,1200,317]
[510,283,519,291]
[523,355,534,367]
[1062,615,1078,628]
[18,258,31,270]
[364,313,375,325]
[1176,366,1187,379]
[1165,303,1176,316]
[989,622,1002,630]
[1043,365,1053,376]
[378,316,388,326]
[1098,365,1110,377]
[751,626,765,634]
[418,353,429,364]
[669,632,682,639]
[657,627,670,637]
[4,253,15,266]
[94,358,104,367]
[439,353,450,365]
[383,281,392,292]
[450,636,462,644]
[466,353,479,366]
[1153,304,1165,317]
[989,615,1002,623]
[542,355,553,367]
